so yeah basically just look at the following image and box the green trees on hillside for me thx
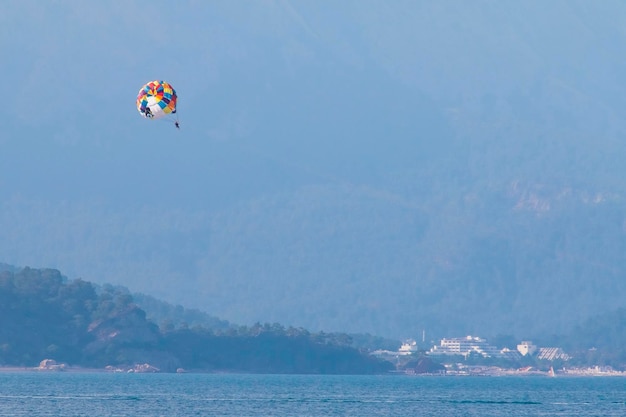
[0,268,97,365]
[0,268,154,366]
[0,267,392,373]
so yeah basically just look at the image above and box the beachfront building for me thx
[369,339,419,360]
[398,339,418,355]
[428,335,504,358]
[517,341,538,356]
[517,341,569,361]
[537,347,570,361]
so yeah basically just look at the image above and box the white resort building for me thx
[428,335,506,358]
[537,347,570,361]
[398,339,418,355]
[517,341,570,361]
[517,341,538,356]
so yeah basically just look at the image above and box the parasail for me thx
[136,80,178,121]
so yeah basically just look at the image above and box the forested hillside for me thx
[0,267,391,374]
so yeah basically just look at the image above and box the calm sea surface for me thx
[0,372,624,416]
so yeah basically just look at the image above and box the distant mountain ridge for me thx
[2,1,626,339]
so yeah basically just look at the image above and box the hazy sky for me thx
[5,0,625,200]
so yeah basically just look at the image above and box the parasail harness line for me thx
[173,104,180,130]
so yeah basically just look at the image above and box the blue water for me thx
[0,372,624,416]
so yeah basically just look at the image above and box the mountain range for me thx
[2,1,626,340]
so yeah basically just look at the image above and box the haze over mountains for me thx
[3,1,626,339]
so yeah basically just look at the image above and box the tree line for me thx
[0,267,392,374]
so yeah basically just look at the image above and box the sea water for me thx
[0,372,624,416]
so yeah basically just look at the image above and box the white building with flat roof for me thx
[428,335,502,358]
[398,339,418,355]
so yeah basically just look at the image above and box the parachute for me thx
[136,80,178,123]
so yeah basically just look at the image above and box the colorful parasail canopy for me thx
[136,80,177,120]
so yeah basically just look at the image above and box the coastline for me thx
[0,366,108,373]
[1,365,624,377]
